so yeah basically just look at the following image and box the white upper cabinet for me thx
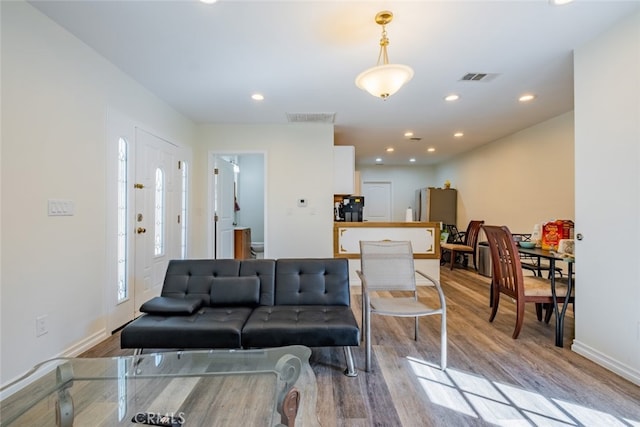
[333,146,355,195]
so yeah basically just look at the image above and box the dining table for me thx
[516,245,575,347]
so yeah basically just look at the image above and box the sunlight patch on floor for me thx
[407,356,638,426]
[553,399,632,427]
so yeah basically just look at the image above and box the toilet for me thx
[251,242,264,258]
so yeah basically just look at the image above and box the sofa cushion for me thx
[158,259,276,307]
[120,307,253,349]
[210,276,260,306]
[161,259,242,305]
[275,258,350,306]
[240,259,276,306]
[242,305,360,348]
[139,296,203,315]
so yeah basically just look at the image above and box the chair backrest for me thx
[482,225,525,300]
[444,224,462,243]
[464,220,485,249]
[359,241,417,292]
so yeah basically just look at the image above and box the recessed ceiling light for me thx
[444,94,460,102]
[386,147,394,152]
[404,131,414,137]
[549,0,574,5]
[454,132,464,138]
[251,93,264,101]
[200,0,217,4]
[375,158,383,162]
[427,148,435,153]
[409,158,416,163]
[519,94,536,102]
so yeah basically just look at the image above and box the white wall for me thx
[0,1,195,385]
[358,166,436,221]
[193,124,335,259]
[435,112,575,233]
[572,11,640,385]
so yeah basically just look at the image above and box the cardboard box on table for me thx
[541,220,574,251]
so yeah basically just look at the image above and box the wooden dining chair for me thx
[441,220,484,270]
[482,225,574,339]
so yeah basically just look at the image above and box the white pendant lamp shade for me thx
[355,64,414,100]
[356,11,413,100]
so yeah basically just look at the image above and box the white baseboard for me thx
[0,329,109,400]
[63,329,109,358]
[572,339,640,386]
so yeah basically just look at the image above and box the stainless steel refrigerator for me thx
[415,187,457,225]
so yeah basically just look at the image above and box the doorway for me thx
[210,153,266,259]
[106,110,187,332]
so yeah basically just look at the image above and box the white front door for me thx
[133,129,180,314]
[106,112,186,331]
[362,181,392,222]
[213,157,236,259]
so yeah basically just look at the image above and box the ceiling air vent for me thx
[286,112,336,123]
[409,137,422,141]
[460,73,499,82]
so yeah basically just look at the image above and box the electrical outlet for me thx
[36,315,48,337]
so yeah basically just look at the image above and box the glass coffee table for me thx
[0,346,317,427]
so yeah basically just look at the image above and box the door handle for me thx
[137,227,147,234]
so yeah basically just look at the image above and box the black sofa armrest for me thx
[140,296,203,315]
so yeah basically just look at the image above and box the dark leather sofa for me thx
[120,257,360,376]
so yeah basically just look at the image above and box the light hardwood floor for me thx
[81,266,640,426]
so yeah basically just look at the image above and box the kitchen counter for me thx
[333,222,442,284]
[333,222,441,259]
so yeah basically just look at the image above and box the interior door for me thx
[362,181,392,222]
[213,157,236,258]
[133,129,179,314]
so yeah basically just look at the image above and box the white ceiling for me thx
[29,0,639,166]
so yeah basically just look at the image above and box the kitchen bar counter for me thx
[333,222,440,259]
[334,222,442,284]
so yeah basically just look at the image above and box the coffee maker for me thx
[341,196,364,222]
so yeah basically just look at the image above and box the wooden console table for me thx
[234,227,252,259]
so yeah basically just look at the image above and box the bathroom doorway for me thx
[211,152,266,259]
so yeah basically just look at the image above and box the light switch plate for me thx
[48,199,75,216]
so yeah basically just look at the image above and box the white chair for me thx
[357,240,447,371]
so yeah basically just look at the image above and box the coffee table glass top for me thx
[0,346,314,427]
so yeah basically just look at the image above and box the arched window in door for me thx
[154,168,165,256]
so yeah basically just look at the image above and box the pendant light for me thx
[355,11,414,100]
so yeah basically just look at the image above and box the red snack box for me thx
[561,220,574,239]
[541,221,562,250]
[541,220,574,250]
